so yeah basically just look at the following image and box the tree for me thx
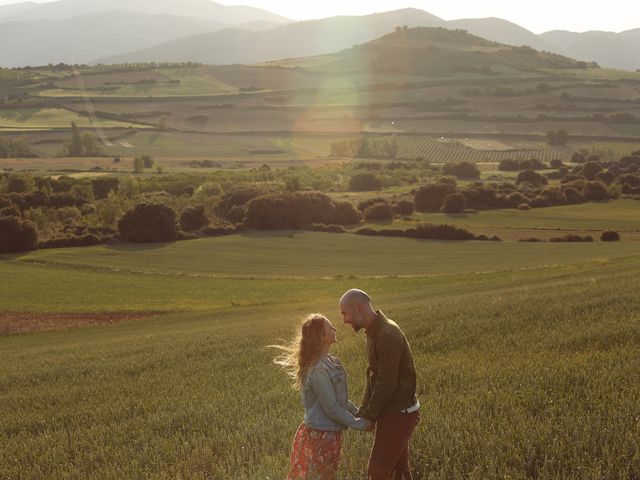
[68,122,82,156]
[349,173,382,192]
[133,157,144,173]
[142,155,154,169]
[441,193,466,213]
[118,203,178,243]
[0,216,38,253]
[442,161,480,179]
[414,183,457,212]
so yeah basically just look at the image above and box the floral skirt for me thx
[287,423,343,480]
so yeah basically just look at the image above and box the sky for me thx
[0,0,639,34]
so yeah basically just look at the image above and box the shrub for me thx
[414,183,456,212]
[517,203,531,211]
[595,170,615,185]
[332,201,362,225]
[117,203,178,243]
[580,161,603,181]
[550,159,564,169]
[441,193,466,213]
[442,161,480,179]
[601,230,620,242]
[218,186,268,219]
[307,224,347,234]
[245,195,291,229]
[0,216,38,253]
[563,187,585,204]
[227,205,246,224]
[550,234,593,242]
[516,170,548,186]
[0,205,20,217]
[179,205,209,232]
[355,223,479,240]
[91,177,119,200]
[358,197,387,212]
[571,152,586,163]
[393,200,414,216]
[364,202,394,221]
[349,173,382,192]
[582,181,609,201]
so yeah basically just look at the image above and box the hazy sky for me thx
[1,0,639,33]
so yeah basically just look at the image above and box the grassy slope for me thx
[2,233,640,478]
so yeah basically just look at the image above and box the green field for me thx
[405,199,640,239]
[2,233,640,478]
[0,108,139,129]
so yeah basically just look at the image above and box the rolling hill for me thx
[0,0,291,24]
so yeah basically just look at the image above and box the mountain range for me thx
[0,2,638,71]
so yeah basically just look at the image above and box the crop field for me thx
[2,232,640,479]
[396,135,569,162]
[0,108,139,129]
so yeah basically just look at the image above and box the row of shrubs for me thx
[519,231,620,242]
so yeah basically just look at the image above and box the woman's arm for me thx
[309,369,370,430]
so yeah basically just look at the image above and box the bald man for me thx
[339,289,419,480]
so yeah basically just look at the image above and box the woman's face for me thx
[322,318,338,347]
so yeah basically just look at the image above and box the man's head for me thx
[339,289,375,332]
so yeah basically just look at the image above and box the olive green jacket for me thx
[357,311,417,420]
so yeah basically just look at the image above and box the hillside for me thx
[97,9,445,65]
[272,27,592,76]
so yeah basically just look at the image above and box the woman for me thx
[272,313,370,480]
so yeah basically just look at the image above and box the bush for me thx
[218,187,268,219]
[307,224,347,234]
[91,177,119,200]
[354,223,495,241]
[179,205,209,232]
[358,197,387,212]
[349,173,382,192]
[580,161,603,181]
[516,170,548,186]
[332,201,362,225]
[563,187,585,204]
[0,216,38,253]
[601,230,620,242]
[393,200,414,216]
[441,193,466,213]
[414,183,457,212]
[582,181,609,201]
[550,234,593,243]
[517,203,531,211]
[442,161,480,179]
[227,205,246,224]
[118,203,178,243]
[364,202,394,221]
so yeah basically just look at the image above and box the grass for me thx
[0,108,138,129]
[410,199,640,233]
[38,68,239,98]
[2,233,640,478]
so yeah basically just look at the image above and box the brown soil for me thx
[0,311,159,335]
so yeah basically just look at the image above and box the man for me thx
[339,288,419,480]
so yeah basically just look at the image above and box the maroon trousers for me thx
[368,410,420,480]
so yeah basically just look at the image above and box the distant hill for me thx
[0,12,235,67]
[284,27,588,77]
[98,8,446,65]
[0,1,36,21]
[446,17,556,53]
[541,29,640,71]
[1,0,290,24]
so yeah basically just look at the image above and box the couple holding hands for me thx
[273,289,420,480]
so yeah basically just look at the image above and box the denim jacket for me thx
[302,354,369,431]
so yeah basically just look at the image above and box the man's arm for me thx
[357,330,403,420]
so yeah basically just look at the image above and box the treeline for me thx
[0,137,35,158]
